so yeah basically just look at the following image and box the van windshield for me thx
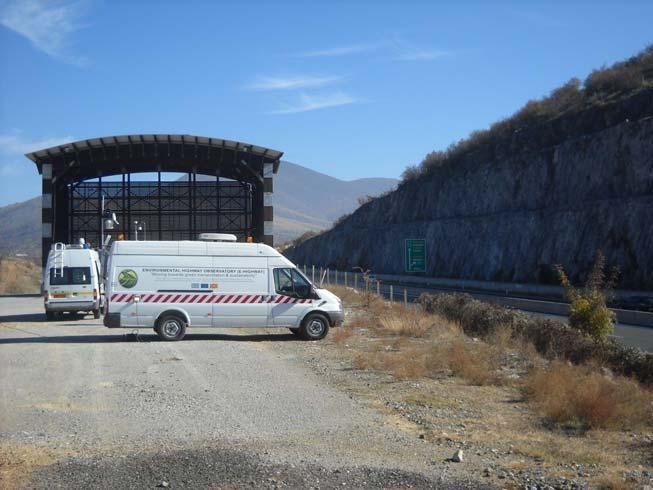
[49,267,92,286]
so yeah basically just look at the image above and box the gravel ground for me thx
[0,296,494,489]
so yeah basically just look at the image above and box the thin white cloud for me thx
[246,75,343,91]
[0,132,75,155]
[394,48,450,61]
[0,0,88,64]
[297,39,451,62]
[391,37,451,62]
[297,42,384,58]
[270,92,357,114]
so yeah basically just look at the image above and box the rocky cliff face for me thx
[286,90,653,289]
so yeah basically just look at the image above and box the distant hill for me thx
[0,162,397,258]
[195,161,397,243]
[0,196,40,258]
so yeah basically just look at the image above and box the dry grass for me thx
[525,361,653,429]
[325,285,364,308]
[487,323,513,349]
[0,256,41,294]
[320,285,653,488]
[353,342,431,380]
[377,309,433,337]
[447,339,500,385]
[331,324,356,344]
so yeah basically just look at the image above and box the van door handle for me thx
[133,295,141,303]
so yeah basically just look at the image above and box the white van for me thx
[43,243,103,320]
[103,238,344,341]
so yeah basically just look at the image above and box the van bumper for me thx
[103,312,121,328]
[46,300,97,312]
[327,310,345,326]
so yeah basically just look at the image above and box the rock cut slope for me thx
[286,50,653,289]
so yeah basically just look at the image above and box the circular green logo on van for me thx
[118,269,138,288]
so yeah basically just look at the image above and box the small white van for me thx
[103,238,344,341]
[43,243,103,320]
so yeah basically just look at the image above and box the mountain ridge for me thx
[0,161,397,258]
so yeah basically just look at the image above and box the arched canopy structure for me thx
[26,134,283,263]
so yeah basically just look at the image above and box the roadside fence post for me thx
[326,268,329,285]
[389,285,393,302]
[344,271,348,287]
[335,269,338,285]
[404,288,408,307]
[376,280,380,296]
[312,265,315,283]
[354,273,358,290]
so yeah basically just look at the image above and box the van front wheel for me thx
[300,313,329,340]
[155,314,187,341]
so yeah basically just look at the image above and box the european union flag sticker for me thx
[201,283,209,288]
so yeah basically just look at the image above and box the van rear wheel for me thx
[300,313,329,340]
[45,311,55,321]
[155,314,187,341]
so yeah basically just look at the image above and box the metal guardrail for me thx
[302,265,653,328]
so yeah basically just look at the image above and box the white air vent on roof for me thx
[198,233,238,242]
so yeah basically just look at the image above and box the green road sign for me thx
[405,239,426,273]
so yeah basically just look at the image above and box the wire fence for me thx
[300,264,423,306]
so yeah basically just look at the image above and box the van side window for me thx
[273,268,312,299]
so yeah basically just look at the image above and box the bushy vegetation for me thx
[402,45,653,183]
[281,230,319,251]
[332,212,351,228]
[556,251,618,342]
[327,284,653,430]
[526,361,651,429]
[419,292,653,385]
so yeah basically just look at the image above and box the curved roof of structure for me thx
[25,134,283,181]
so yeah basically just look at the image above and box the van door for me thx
[269,268,314,327]
[109,263,139,327]
[211,257,269,327]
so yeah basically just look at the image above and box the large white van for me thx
[43,243,103,320]
[103,239,344,341]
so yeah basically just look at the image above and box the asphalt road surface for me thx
[0,296,489,489]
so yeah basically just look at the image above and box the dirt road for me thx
[0,296,490,489]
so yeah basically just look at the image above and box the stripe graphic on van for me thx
[110,293,312,304]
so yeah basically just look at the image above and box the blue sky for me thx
[0,0,651,206]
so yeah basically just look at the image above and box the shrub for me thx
[556,251,618,342]
[400,164,422,182]
[419,292,521,338]
[357,195,375,206]
[420,292,653,385]
[525,361,652,428]
[447,339,499,385]
[332,213,351,228]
